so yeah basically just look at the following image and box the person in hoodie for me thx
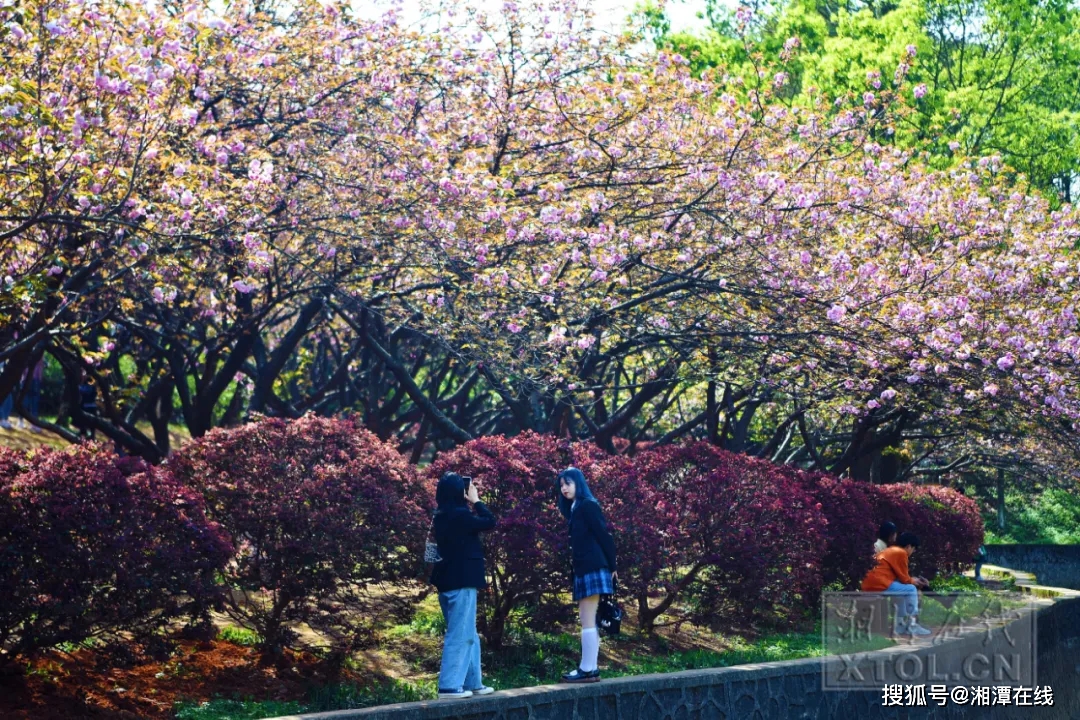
[430,472,497,699]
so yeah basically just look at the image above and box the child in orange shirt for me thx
[862,532,931,636]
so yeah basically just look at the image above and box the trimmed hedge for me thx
[425,431,587,647]
[0,445,232,662]
[869,483,984,579]
[583,443,827,633]
[168,414,428,655]
[0,425,984,661]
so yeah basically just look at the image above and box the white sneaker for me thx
[908,622,932,636]
[438,689,473,699]
[467,685,495,696]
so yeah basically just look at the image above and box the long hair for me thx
[435,472,467,514]
[556,467,598,519]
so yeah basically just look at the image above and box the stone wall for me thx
[986,544,1080,589]
[270,595,1080,720]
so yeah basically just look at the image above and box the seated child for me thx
[873,521,897,554]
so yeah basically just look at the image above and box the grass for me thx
[474,621,885,690]
[180,574,1007,719]
[174,679,436,720]
[174,698,305,720]
[607,630,884,678]
[0,416,190,452]
[216,626,263,648]
[385,595,445,638]
[918,594,1025,628]
[56,637,102,653]
[180,614,855,718]
[979,569,1019,591]
[929,574,984,593]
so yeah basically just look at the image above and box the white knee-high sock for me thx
[580,628,600,672]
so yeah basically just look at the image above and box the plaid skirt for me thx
[573,568,614,601]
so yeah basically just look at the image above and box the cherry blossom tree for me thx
[3,0,1080,488]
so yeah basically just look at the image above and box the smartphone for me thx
[462,476,472,486]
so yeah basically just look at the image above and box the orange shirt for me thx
[861,546,913,592]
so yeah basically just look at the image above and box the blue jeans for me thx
[0,391,10,421]
[438,588,482,692]
[884,581,919,624]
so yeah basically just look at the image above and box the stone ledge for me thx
[265,579,1080,720]
[985,544,1080,591]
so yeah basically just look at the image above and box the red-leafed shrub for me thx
[168,414,427,654]
[428,431,595,646]
[870,483,984,579]
[917,485,984,571]
[574,453,670,629]
[590,442,827,633]
[776,467,879,591]
[0,445,26,480]
[0,445,232,663]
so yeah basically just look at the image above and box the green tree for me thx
[654,0,1080,201]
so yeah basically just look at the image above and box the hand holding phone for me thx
[464,477,480,504]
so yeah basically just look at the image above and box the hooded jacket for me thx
[430,474,497,592]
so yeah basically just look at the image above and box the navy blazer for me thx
[430,502,497,592]
[563,500,617,577]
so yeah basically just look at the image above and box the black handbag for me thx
[597,581,624,636]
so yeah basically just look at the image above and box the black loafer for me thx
[561,667,600,683]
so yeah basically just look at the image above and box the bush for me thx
[168,414,428,655]
[427,431,589,646]
[589,443,827,633]
[869,483,984,579]
[779,468,878,591]
[573,452,672,632]
[0,445,232,663]
[985,488,1080,544]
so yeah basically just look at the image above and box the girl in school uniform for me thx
[555,467,617,683]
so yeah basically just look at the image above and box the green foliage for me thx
[55,637,102,653]
[217,626,263,648]
[929,574,983,593]
[610,631,845,677]
[386,596,446,638]
[174,698,305,720]
[481,623,886,689]
[658,0,1080,200]
[979,569,1019,591]
[482,628,583,688]
[985,489,1080,544]
[304,680,435,711]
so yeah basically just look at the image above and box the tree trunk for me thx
[997,467,1006,531]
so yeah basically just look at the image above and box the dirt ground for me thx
[0,599,760,720]
[0,638,392,720]
[0,423,68,452]
[0,421,189,454]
